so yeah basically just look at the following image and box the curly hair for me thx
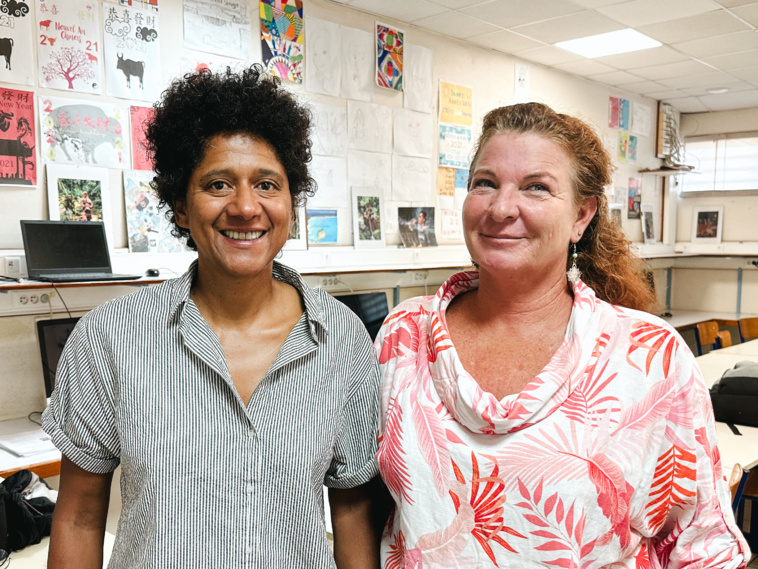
[469,102,657,313]
[145,64,316,249]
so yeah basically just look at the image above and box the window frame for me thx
[680,131,758,196]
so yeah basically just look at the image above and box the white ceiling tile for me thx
[460,0,585,29]
[730,65,758,82]
[467,30,545,52]
[656,70,747,89]
[427,0,491,8]
[414,11,501,38]
[597,0,723,27]
[674,31,758,58]
[554,59,618,76]
[571,0,633,7]
[637,10,748,44]
[345,0,447,23]
[663,96,710,113]
[595,46,689,69]
[703,50,758,70]
[731,3,758,25]
[588,69,647,84]
[620,80,673,94]
[647,88,691,99]
[714,0,758,7]
[681,81,755,95]
[632,59,717,81]
[510,11,624,43]
[698,89,758,110]
[516,46,586,66]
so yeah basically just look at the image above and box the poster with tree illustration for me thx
[103,4,161,102]
[36,0,102,94]
[46,163,109,224]
[0,87,36,186]
[0,0,34,85]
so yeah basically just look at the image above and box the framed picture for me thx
[609,204,623,230]
[352,188,385,248]
[306,208,339,246]
[398,206,438,248]
[46,164,111,225]
[692,206,724,243]
[641,204,655,244]
[283,206,307,251]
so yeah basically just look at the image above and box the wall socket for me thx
[12,290,54,308]
[4,256,20,276]
[319,275,343,291]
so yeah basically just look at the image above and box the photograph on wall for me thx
[627,176,641,219]
[130,105,154,170]
[283,206,307,251]
[124,169,187,253]
[260,0,303,83]
[0,0,34,85]
[375,22,402,91]
[352,188,384,248]
[40,95,129,168]
[306,208,337,245]
[439,124,472,169]
[36,0,102,94]
[439,81,473,126]
[692,206,724,244]
[183,0,250,60]
[398,206,437,248]
[641,204,655,244]
[0,88,36,186]
[46,164,109,223]
[104,4,161,102]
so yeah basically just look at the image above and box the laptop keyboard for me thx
[37,272,140,282]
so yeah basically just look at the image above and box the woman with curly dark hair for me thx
[43,66,382,569]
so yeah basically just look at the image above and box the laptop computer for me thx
[20,220,142,282]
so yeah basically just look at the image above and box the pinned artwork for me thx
[376,22,403,91]
[392,155,431,202]
[46,164,109,224]
[183,0,250,60]
[608,97,619,129]
[177,52,248,76]
[124,169,186,253]
[352,188,384,248]
[398,206,437,248]
[306,208,338,245]
[310,102,347,157]
[441,209,462,241]
[436,166,467,209]
[403,44,432,113]
[347,150,390,194]
[260,0,304,83]
[439,81,473,127]
[340,25,373,102]
[130,105,153,171]
[0,88,36,186]
[348,100,392,154]
[618,131,629,162]
[393,108,432,158]
[36,0,102,94]
[641,204,655,244]
[627,177,641,220]
[439,125,472,169]
[309,155,348,208]
[692,206,723,244]
[40,95,129,168]
[0,0,34,85]
[104,4,161,102]
[304,16,340,97]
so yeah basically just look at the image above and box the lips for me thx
[221,230,264,240]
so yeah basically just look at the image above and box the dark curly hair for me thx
[469,103,657,313]
[145,64,316,249]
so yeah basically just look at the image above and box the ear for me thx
[572,196,598,241]
[173,200,189,229]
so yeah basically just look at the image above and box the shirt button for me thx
[248,427,256,438]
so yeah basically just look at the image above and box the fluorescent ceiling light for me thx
[555,29,661,58]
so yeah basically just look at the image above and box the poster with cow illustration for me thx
[0,88,36,186]
[103,4,161,102]
[36,0,102,94]
[0,0,34,86]
[39,95,130,168]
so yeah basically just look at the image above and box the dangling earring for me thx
[566,242,581,284]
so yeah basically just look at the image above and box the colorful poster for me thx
[46,164,109,223]
[130,105,153,170]
[439,124,472,169]
[104,4,161,102]
[439,81,473,126]
[618,131,629,163]
[619,98,631,130]
[376,22,402,91]
[629,135,638,162]
[0,0,34,85]
[0,88,36,186]
[260,0,303,83]
[183,0,250,60]
[306,208,337,244]
[40,95,129,168]
[124,169,187,253]
[627,176,641,220]
[436,166,467,197]
[608,96,619,128]
[37,0,102,94]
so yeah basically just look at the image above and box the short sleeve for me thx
[41,313,120,474]
[324,324,380,489]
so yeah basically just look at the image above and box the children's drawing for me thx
[0,88,36,186]
[305,16,340,97]
[403,43,432,113]
[36,0,102,94]
[348,100,392,154]
[130,105,153,170]
[310,155,347,208]
[439,124,472,169]
[376,22,402,91]
[104,4,161,102]
[0,0,33,85]
[352,188,384,248]
[183,0,250,60]
[340,25,373,102]
[124,169,186,253]
[392,155,431,202]
[441,209,462,241]
[260,0,303,83]
[46,164,109,223]
[306,208,337,245]
[393,108,432,158]
[439,81,473,126]
[398,206,437,248]
[347,150,390,194]
[310,102,347,157]
[177,51,248,76]
[40,95,129,168]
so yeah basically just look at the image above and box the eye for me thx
[526,183,550,193]
[470,178,496,192]
[257,180,281,194]
[207,180,231,193]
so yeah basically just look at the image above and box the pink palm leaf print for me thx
[428,310,453,363]
[411,396,451,497]
[379,313,422,365]
[626,321,678,378]
[645,444,697,532]
[380,398,414,505]
[385,530,406,569]
[561,359,621,426]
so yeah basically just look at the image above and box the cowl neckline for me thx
[426,271,610,434]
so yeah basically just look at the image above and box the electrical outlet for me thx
[413,271,429,282]
[319,275,342,291]
[4,256,20,276]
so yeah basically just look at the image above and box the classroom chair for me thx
[730,463,749,514]
[695,321,720,355]
[717,330,732,349]
[738,317,758,343]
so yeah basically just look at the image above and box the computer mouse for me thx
[145,268,160,277]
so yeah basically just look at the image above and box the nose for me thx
[226,185,262,219]
[487,186,519,222]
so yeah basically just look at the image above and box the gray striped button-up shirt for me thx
[42,261,380,568]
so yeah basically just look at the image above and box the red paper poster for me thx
[130,105,154,171]
[0,88,36,186]
[608,96,619,128]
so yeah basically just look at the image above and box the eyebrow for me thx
[197,168,286,184]
[471,168,559,182]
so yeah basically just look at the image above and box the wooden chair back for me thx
[717,330,732,348]
[695,321,720,355]
[738,317,758,342]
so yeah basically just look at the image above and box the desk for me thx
[662,310,758,332]
[0,417,61,479]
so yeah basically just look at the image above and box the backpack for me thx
[709,361,758,428]
[0,470,56,554]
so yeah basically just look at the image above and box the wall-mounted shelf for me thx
[639,167,696,175]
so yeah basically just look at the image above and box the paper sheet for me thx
[347,150,390,197]
[392,155,432,202]
[310,156,348,208]
[340,26,374,102]
[393,109,433,158]
[305,17,341,97]
[183,0,250,60]
[439,125,472,169]
[348,101,392,154]
[403,44,433,113]
[310,102,348,157]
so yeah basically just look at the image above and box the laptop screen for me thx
[37,317,80,398]
[21,220,112,277]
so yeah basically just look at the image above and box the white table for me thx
[0,417,61,479]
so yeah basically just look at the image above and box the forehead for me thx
[197,132,283,167]
[478,132,572,169]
